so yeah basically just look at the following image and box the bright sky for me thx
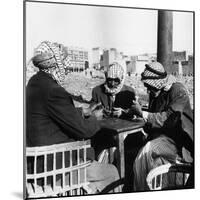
[26,2,193,62]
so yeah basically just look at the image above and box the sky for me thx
[26,2,193,62]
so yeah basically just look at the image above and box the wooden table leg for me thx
[116,133,125,179]
[116,128,144,179]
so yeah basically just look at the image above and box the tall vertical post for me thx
[157,10,173,73]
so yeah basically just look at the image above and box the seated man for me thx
[91,61,136,119]
[26,41,121,194]
[89,61,138,162]
[131,62,194,191]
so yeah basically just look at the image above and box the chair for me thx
[146,162,193,190]
[26,140,91,198]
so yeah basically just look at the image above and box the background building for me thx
[171,51,193,76]
[66,46,89,72]
[126,53,156,75]
[99,48,118,70]
[92,47,102,70]
[92,47,129,72]
[91,47,193,76]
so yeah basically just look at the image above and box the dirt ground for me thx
[62,73,194,109]
[26,61,193,109]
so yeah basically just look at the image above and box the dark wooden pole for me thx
[157,10,173,73]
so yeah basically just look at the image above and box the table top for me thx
[99,117,145,133]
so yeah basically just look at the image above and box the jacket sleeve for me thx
[147,84,190,129]
[122,87,137,118]
[46,86,101,140]
[127,86,136,101]
[91,87,99,103]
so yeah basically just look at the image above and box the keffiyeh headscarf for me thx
[32,41,69,86]
[141,61,176,91]
[104,61,126,95]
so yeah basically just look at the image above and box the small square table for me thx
[99,117,145,179]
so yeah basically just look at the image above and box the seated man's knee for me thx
[107,163,119,180]
[141,141,154,155]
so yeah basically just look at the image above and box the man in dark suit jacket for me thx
[90,62,139,188]
[26,41,121,194]
[26,70,100,148]
[91,61,136,119]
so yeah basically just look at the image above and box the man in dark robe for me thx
[26,41,121,194]
[131,62,193,191]
[91,61,136,119]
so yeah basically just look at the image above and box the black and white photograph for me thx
[24,0,194,199]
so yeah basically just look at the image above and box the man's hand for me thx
[90,102,102,111]
[131,100,143,117]
[112,107,124,118]
[82,102,102,118]
[82,107,92,117]
[142,111,149,122]
[92,108,103,120]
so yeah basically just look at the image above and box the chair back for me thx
[146,163,193,190]
[26,140,91,198]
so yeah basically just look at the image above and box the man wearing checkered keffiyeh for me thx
[90,61,137,170]
[91,61,136,118]
[32,41,68,86]
[27,41,121,195]
[104,62,126,96]
[131,62,194,191]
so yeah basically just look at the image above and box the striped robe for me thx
[133,135,180,191]
[133,82,193,191]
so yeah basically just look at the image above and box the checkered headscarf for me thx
[106,62,125,80]
[32,41,68,86]
[104,61,126,95]
[141,62,168,90]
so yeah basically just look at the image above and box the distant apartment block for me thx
[172,51,190,62]
[92,47,102,70]
[92,47,128,71]
[92,47,193,76]
[100,48,118,70]
[130,51,193,76]
[126,54,156,75]
[172,51,193,76]
[65,46,89,72]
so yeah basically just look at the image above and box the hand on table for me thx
[82,107,92,117]
[92,108,104,120]
[90,102,102,111]
[112,107,125,118]
[131,100,143,118]
[142,111,149,122]
[82,102,102,117]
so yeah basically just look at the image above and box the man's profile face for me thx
[106,77,121,89]
[144,83,161,98]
